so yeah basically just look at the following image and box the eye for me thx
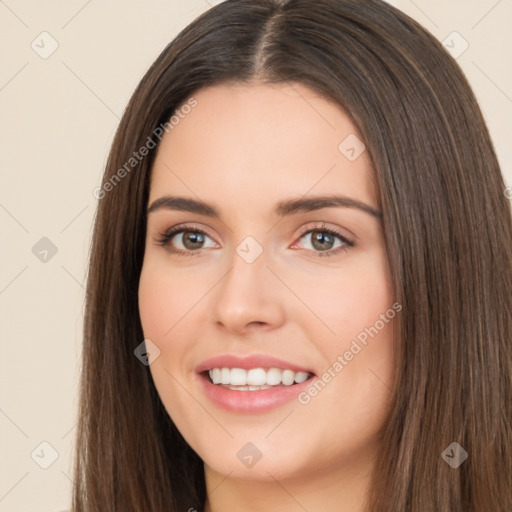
[154,224,217,257]
[291,223,355,258]
[154,222,355,258]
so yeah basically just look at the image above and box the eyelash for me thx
[154,223,355,258]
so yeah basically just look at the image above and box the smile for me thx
[207,367,311,389]
[195,354,317,413]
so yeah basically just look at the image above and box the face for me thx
[138,82,397,485]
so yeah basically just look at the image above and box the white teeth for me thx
[230,368,246,386]
[220,368,230,385]
[281,369,295,386]
[207,367,312,388]
[246,368,267,386]
[266,368,282,385]
[294,371,309,383]
[225,384,273,391]
[211,368,221,384]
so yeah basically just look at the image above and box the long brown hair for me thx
[72,0,512,510]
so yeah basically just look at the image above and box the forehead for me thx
[149,82,378,216]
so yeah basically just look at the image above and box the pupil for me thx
[313,231,333,250]
[184,232,204,249]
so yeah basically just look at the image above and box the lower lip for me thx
[197,372,315,413]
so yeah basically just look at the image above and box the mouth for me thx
[195,354,317,412]
[202,367,314,391]
[195,355,317,413]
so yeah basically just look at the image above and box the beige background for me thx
[0,0,511,510]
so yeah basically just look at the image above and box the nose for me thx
[211,244,286,335]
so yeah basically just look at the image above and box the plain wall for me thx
[1,1,511,510]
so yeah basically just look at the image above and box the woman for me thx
[73,0,512,510]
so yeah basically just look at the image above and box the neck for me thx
[202,457,374,512]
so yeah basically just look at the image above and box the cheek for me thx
[290,249,394,345]
[295,249,396,426]
[138,263,204,440]
[138,259,204,339]
[138,276,166,339]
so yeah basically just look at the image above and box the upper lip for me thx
[195,354,315,374]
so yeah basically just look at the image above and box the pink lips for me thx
[195,354,316,414]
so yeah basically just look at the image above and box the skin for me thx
[138,82,397,512]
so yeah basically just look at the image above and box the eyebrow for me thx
[147,194,382,219]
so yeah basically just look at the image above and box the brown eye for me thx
[309,230,337,251]
[155,225,217,257]
[179,231,206,250]
[293,226,355,258]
